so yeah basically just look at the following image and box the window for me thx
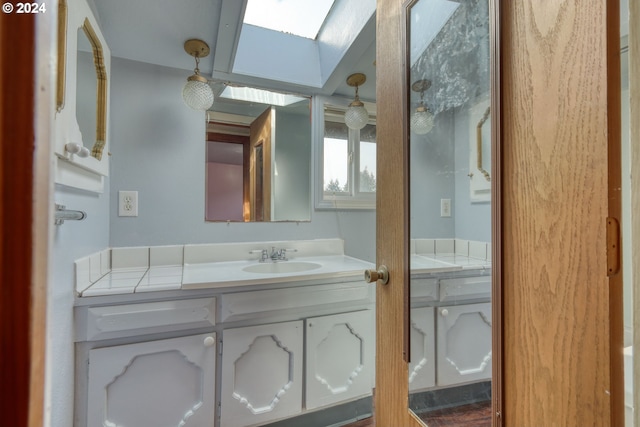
[317,103,376,209]
[243,0,335,40]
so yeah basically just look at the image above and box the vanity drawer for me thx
[439,276,491,303]
[76,298,216,341]
[410,278,439,303]
[220,282,373,323]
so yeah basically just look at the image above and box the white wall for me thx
[50,184,110,427]
[108,58,375,261]
[410,110,456,239]
[409,104,492,244]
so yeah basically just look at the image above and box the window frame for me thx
[313,96,376,210]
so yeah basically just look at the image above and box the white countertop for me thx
[79,254,491,297]
[411,254,491,273]
[182,255,375,290]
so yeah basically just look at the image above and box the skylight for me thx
[243,0,335,39]
[220,86,307,107]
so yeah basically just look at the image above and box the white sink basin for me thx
[242,261,322,274]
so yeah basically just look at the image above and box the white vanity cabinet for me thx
[409,307,436,391]
[409,273,492,391]
[305,310,375,410]
[435,302,492,386]
[75,297,218,426]
[86,332,216,426]
[220,321,304,427]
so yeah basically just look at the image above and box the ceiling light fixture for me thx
[410,79,434,135]
[182,39,214,111]
[344,73,369,130]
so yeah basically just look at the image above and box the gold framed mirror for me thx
[77,18,107,160]
[54,0,111,192]
[56,0,67,112]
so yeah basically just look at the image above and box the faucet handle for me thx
[249,249,269,262]
[279,248,297,261]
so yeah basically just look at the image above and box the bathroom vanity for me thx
[73,238,491,427]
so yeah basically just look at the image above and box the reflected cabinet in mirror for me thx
[205,83,311,222]
[54,0,110,193]
[406,0,493,423]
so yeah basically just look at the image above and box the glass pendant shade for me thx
[411,104,434,134]
[345,101,369,130]
[183,75,214,111]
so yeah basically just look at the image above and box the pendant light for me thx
[411,79,434,135]
[182,39,214,111]
[344,73,369,130]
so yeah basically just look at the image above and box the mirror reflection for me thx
[76,26,97,152]
[407,0,492,423]
[205,83,311,222]
[75,19,107,161]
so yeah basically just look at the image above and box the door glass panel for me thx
[407,0,492,423]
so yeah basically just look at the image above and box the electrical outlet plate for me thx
[118,191,138,217]
[440,198,451,217]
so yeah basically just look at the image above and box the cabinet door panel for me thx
[221,321,303,427]
[306,310,375,410]
[409,307,436,392]
[436,302,492,386]
[87,333,216,427]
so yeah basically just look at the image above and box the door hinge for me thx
[606,217,621,276]
[219,338,223,356]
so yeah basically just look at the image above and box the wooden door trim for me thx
[375,0,422,424]
[0,11,51,427]
[606,1,624,426]
[631,0,640,424]
[491,0,503,425]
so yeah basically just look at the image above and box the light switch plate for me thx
[118,191,138,217]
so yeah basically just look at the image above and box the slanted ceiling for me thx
[91,0,377,101]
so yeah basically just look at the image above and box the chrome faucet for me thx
[250,247,298,262]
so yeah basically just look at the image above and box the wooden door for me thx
[375,0,423,424]
[249,106,274,221]
[376,0,622,426]
[501,1,623,426]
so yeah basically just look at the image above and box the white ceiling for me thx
[90,0,377,101]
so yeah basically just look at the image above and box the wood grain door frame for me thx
[0,11,53,427]
[632,0,640,424]
[375,0,421,424]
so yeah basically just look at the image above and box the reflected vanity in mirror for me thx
[205,83,311,222]
[406,0,493,423]
[54,0,110,192]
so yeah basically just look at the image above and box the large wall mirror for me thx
[406,0,493,423]
[54,0,110,193]
[205,83,311,222]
